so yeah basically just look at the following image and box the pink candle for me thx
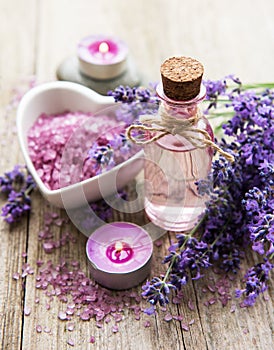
[86,222,153,290]
[77,35,128,80]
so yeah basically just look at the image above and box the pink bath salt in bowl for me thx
[28,110,128,190]
[17,81,144,208]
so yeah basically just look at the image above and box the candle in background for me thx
[56,34,142,95]
[77,35,128,80]
[86,222,153,290]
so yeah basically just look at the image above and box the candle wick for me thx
[115,241,123,252]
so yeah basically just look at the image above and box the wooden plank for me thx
[0,219,28,350]
[0,0,37,349]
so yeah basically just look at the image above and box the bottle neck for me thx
[156,83,206,120]
[160,100,198,119]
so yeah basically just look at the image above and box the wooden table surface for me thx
[1,1,274,349]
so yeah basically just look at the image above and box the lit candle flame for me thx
[99,42,109,54]
[115,241,123,252]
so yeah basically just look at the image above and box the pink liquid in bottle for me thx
[144,81,213,232]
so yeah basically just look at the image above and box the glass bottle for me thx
[144,57,213,232]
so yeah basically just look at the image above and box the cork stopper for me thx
[160,56,204,101]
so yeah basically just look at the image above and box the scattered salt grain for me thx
[67,323,75,332]
[43,242,55,254]
[36,260,44,267]
[104,316,111,324]
[181,323,189,331]
[36,325,42,333]
[263,294,269,301]
[208,297,217,305]
[154,240,163,247]
[67,339,75,347]
[80,312,91,321]
[144,320,151,328]
[164,313,173,322]
[239,302,247,309]
[24,306,31,316]
[66,309,74,316]
[67,302,75,309]
[173,315,183,322]
[187,299,194,311]
[113,314,123,323]
[112,325,119,333]
[207,284,216,293]
[12,272,20,280]
[89,336,95,344]
[172,296,181,304]
[219,295,230,307]
[54,218,64,226]
[21,263,34,277]
[71,261,80,268]
[217,286,226,296]
[58,311,68,321]
[44,327,51,333]
[230,304,236,313]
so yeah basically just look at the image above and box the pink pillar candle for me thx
[77,35,128,80]
[86,222,153,290]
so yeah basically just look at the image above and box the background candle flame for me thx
[99,42,109,54]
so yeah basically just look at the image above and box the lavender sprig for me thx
[235,260,274,306]
[142,218,213,314]
[108,85,158,104]
[0,165,35,223]
[203,75,242,111]
[0,164,26,193]
[87,133,134,175]
[108,85,159,125]
[243,187,274,257]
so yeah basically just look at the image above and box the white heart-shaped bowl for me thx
[17,81,144,208]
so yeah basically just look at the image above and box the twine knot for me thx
[126,106,234,162]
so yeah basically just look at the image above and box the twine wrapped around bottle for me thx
[126,107,235,162]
